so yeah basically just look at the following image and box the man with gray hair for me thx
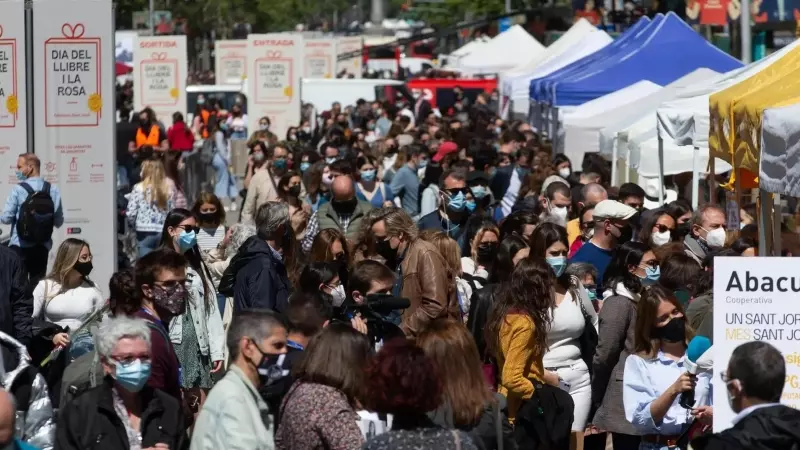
[220,202,292,313]
[191,310,288,450]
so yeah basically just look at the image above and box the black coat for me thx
[691,405,800,450]
[0,246,32,349]
[56,377,185,450]
[489,166,514,203]
[467,284,498,361]
[219,236,290,314]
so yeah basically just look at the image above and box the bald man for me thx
[301,175,374,253]
[567,183,608,245]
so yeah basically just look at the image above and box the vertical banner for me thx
[247,33,303,139]
[133,35,186,124]
[214,39,246,85]
[33,0,115,295]
[336,36,363,78]
[303,38,335,79]
[713,257,800,430]
[0,0,26,241]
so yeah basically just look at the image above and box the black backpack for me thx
[16,182,55,243]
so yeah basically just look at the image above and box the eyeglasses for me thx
[111,355,151,365]
[640,260,659,269]
[653,224,673,234]
[720,371,734,383]
[179,225,199,234]
[444,187,471,197]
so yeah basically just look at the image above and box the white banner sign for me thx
[33,0,116,296]
[713,257,800,430]
[133,35,187,123]
[0,0,27,240]
[247,33,303,139]
[303,38,335,79]
[337,36,362,78]
[214,39,246,85]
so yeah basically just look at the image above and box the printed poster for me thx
[33,0,116,296]
[247,33,303,139]
[0,0,26,241]
[303,38,335,79]
[133,35,187,123]
[214,39,247,85]
[713,257,800,430]
[336,36,362,78]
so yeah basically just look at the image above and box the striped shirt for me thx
[197,225,226,252]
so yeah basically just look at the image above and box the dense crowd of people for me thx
[0,84,798,450]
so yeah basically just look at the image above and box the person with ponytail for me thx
[159,208,225,415]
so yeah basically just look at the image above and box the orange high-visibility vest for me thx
[200,109,215,139]
[136,126,160,147]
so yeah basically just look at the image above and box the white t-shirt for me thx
[33,279,103,331]
[197,225,226,252]
[542,287,599,369]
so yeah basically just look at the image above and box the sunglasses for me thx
[653,224,673,234]
[444,187,471,197]
[179,225,199,234]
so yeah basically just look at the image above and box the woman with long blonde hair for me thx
[126,157,175,257]
[33,238,103,360]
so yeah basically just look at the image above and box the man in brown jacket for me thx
[370,207,459,337]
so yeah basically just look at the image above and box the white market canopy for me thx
[453,25,545,74]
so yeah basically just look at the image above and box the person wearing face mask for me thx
[539,179,572,227]
[461,221,500,291]
[553,154,574,184]
[569,205,596,258]
[638,209,677,250]
[389,143,429,220]
[278,171,310,241]
[225,104,248,140]
[32,239,103,375]
[56,316,185,450]
[301,175,374,254]
[299,263,347,308]
[684,204,727,266]
[192,193,227,252]
[418,170,472,255]
[369,207,459,337]
[622,285,711,450]
[691,341,800,450]
[129,108,168,153]
[355,155,394,209]
[570,200,638,293]
[567,183,607,246]
[159,210,225,413]
[246,116,277,148]
[191,310,288,450]
[591,242,657,449]
[241,144,291,224]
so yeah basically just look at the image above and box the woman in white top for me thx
[33,238,103,355]
[192,192,226,252]
[126,158,176,258]
[461,221,500,290]
[530,223,599,437]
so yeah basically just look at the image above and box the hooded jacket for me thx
[219,236,290,314]
[0,332,55,449]
[690,404,800,450]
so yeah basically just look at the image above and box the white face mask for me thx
[549,205,569,225]
[558,167,571,179]
[330,285,347,307]
[651,230,672,247]
[322,173,334,186]
[703,227,727,248]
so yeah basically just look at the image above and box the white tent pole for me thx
[625,145,630,183]
[658,136,666,206]
[611,140,618,187]
[692,146,700,209]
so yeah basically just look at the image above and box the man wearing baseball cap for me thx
[569,200,638,291]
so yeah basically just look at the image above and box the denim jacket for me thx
[169,266,225,361]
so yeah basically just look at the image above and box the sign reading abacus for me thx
[133,36,187,122]
[33,0,116,296]
[0,0,26,241]
[247,34,303,139]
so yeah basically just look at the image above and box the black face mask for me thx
[476,242,498,264]
[140,119,150,128]
[375,237,398,265]
[287,185,302,198]
[386,145,398,155]
[74,261,93,277]
[673,222,691,240]
[332,197,357,215]
[199,212,219,225]
[652,316,686,343]
[616,224,633,245]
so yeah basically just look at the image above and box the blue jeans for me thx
[136,231,161,258]
[217,292,226,316]
[212,153,237,200]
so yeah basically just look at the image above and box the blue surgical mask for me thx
[417,158,428,169]
[641,265,661,286]
[465,199,476,212]
[299,162,311,173]
[546,256,567,277]
[325,157,338,164]
[114,359,151,393]
[272,159,287,170]
[471,186,488,199]
[447,191,466,212]
[15,170,27,181]
[177,230,197,253]
[360,169,376,181]
[587,290,597,302]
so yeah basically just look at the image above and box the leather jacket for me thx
[399,238,460,337]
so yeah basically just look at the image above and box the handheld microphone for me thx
[679,336,712,409]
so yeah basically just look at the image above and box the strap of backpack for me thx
[42,182,51,195]
[19,182,34,196]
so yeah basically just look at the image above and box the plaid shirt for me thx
[301,211,352,253]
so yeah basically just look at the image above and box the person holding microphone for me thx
[622,284,712,450]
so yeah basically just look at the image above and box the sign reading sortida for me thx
[713,257,800,431]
